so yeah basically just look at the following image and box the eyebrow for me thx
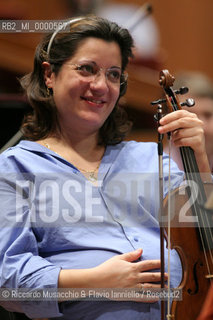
[77,60,122,70]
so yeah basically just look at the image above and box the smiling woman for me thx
[18,16,134,176]
[42,38,122,139]
[20,16,132,147]
[0,15,211,320]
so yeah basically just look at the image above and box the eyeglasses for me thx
[64,62,128,85]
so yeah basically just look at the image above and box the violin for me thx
[152,70,213,319]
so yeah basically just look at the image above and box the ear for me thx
[42,62,54,88]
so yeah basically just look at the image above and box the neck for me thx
[39,130,105,171]
[52,130,101,158]
[39,131,105,185]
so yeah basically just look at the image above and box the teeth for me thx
[92,100,102,104]
[84,97,103,104]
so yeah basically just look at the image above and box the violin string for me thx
[187,150,213,272]
[167,137,172,317]
[183,150,213,271]
[181,149,213,275]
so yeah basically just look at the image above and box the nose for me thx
[89,70,109,92]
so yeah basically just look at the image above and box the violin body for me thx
[163,182,213,319]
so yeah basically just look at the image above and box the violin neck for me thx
[179,146,205,196]
[179,146,213,250]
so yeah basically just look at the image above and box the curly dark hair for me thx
[20,15,134,145]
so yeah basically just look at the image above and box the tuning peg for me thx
[175,87,189,95]
[180,98,195,107]
[151,98,166,105]
[151,87,190,106]
[153,104,164,122]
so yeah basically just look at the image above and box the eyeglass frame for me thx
[62,61,128,86]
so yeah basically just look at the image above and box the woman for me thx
[0,16,211,320]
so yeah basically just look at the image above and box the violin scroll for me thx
[159,70,175,88]
[151,70,194,109]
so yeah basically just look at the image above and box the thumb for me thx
[120,248,142,262]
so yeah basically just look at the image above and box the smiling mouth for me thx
[81,96,106,106]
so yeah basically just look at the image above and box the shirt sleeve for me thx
[0,153,63,319]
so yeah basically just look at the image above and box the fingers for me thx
[158,110,206,153]
[135,259,167,285]
[159,109,198,125]
[172,126,204,143]
[122,255,164,283]
[120,248,142,262]
[134,283,164,303]
[136,259,161,272]
[138,272,168,284]
[141,283,167,289]
[158,110,203,134]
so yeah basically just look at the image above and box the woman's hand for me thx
[58,249,166,303]
[93,248,165,290]
[158,110,211,175]
[158,110,205,154]
[92,248,166,302]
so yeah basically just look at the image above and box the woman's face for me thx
[45,37,122,136]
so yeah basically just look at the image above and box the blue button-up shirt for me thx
[0,140,183,319]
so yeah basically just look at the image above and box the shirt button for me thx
[134,237,139,242]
